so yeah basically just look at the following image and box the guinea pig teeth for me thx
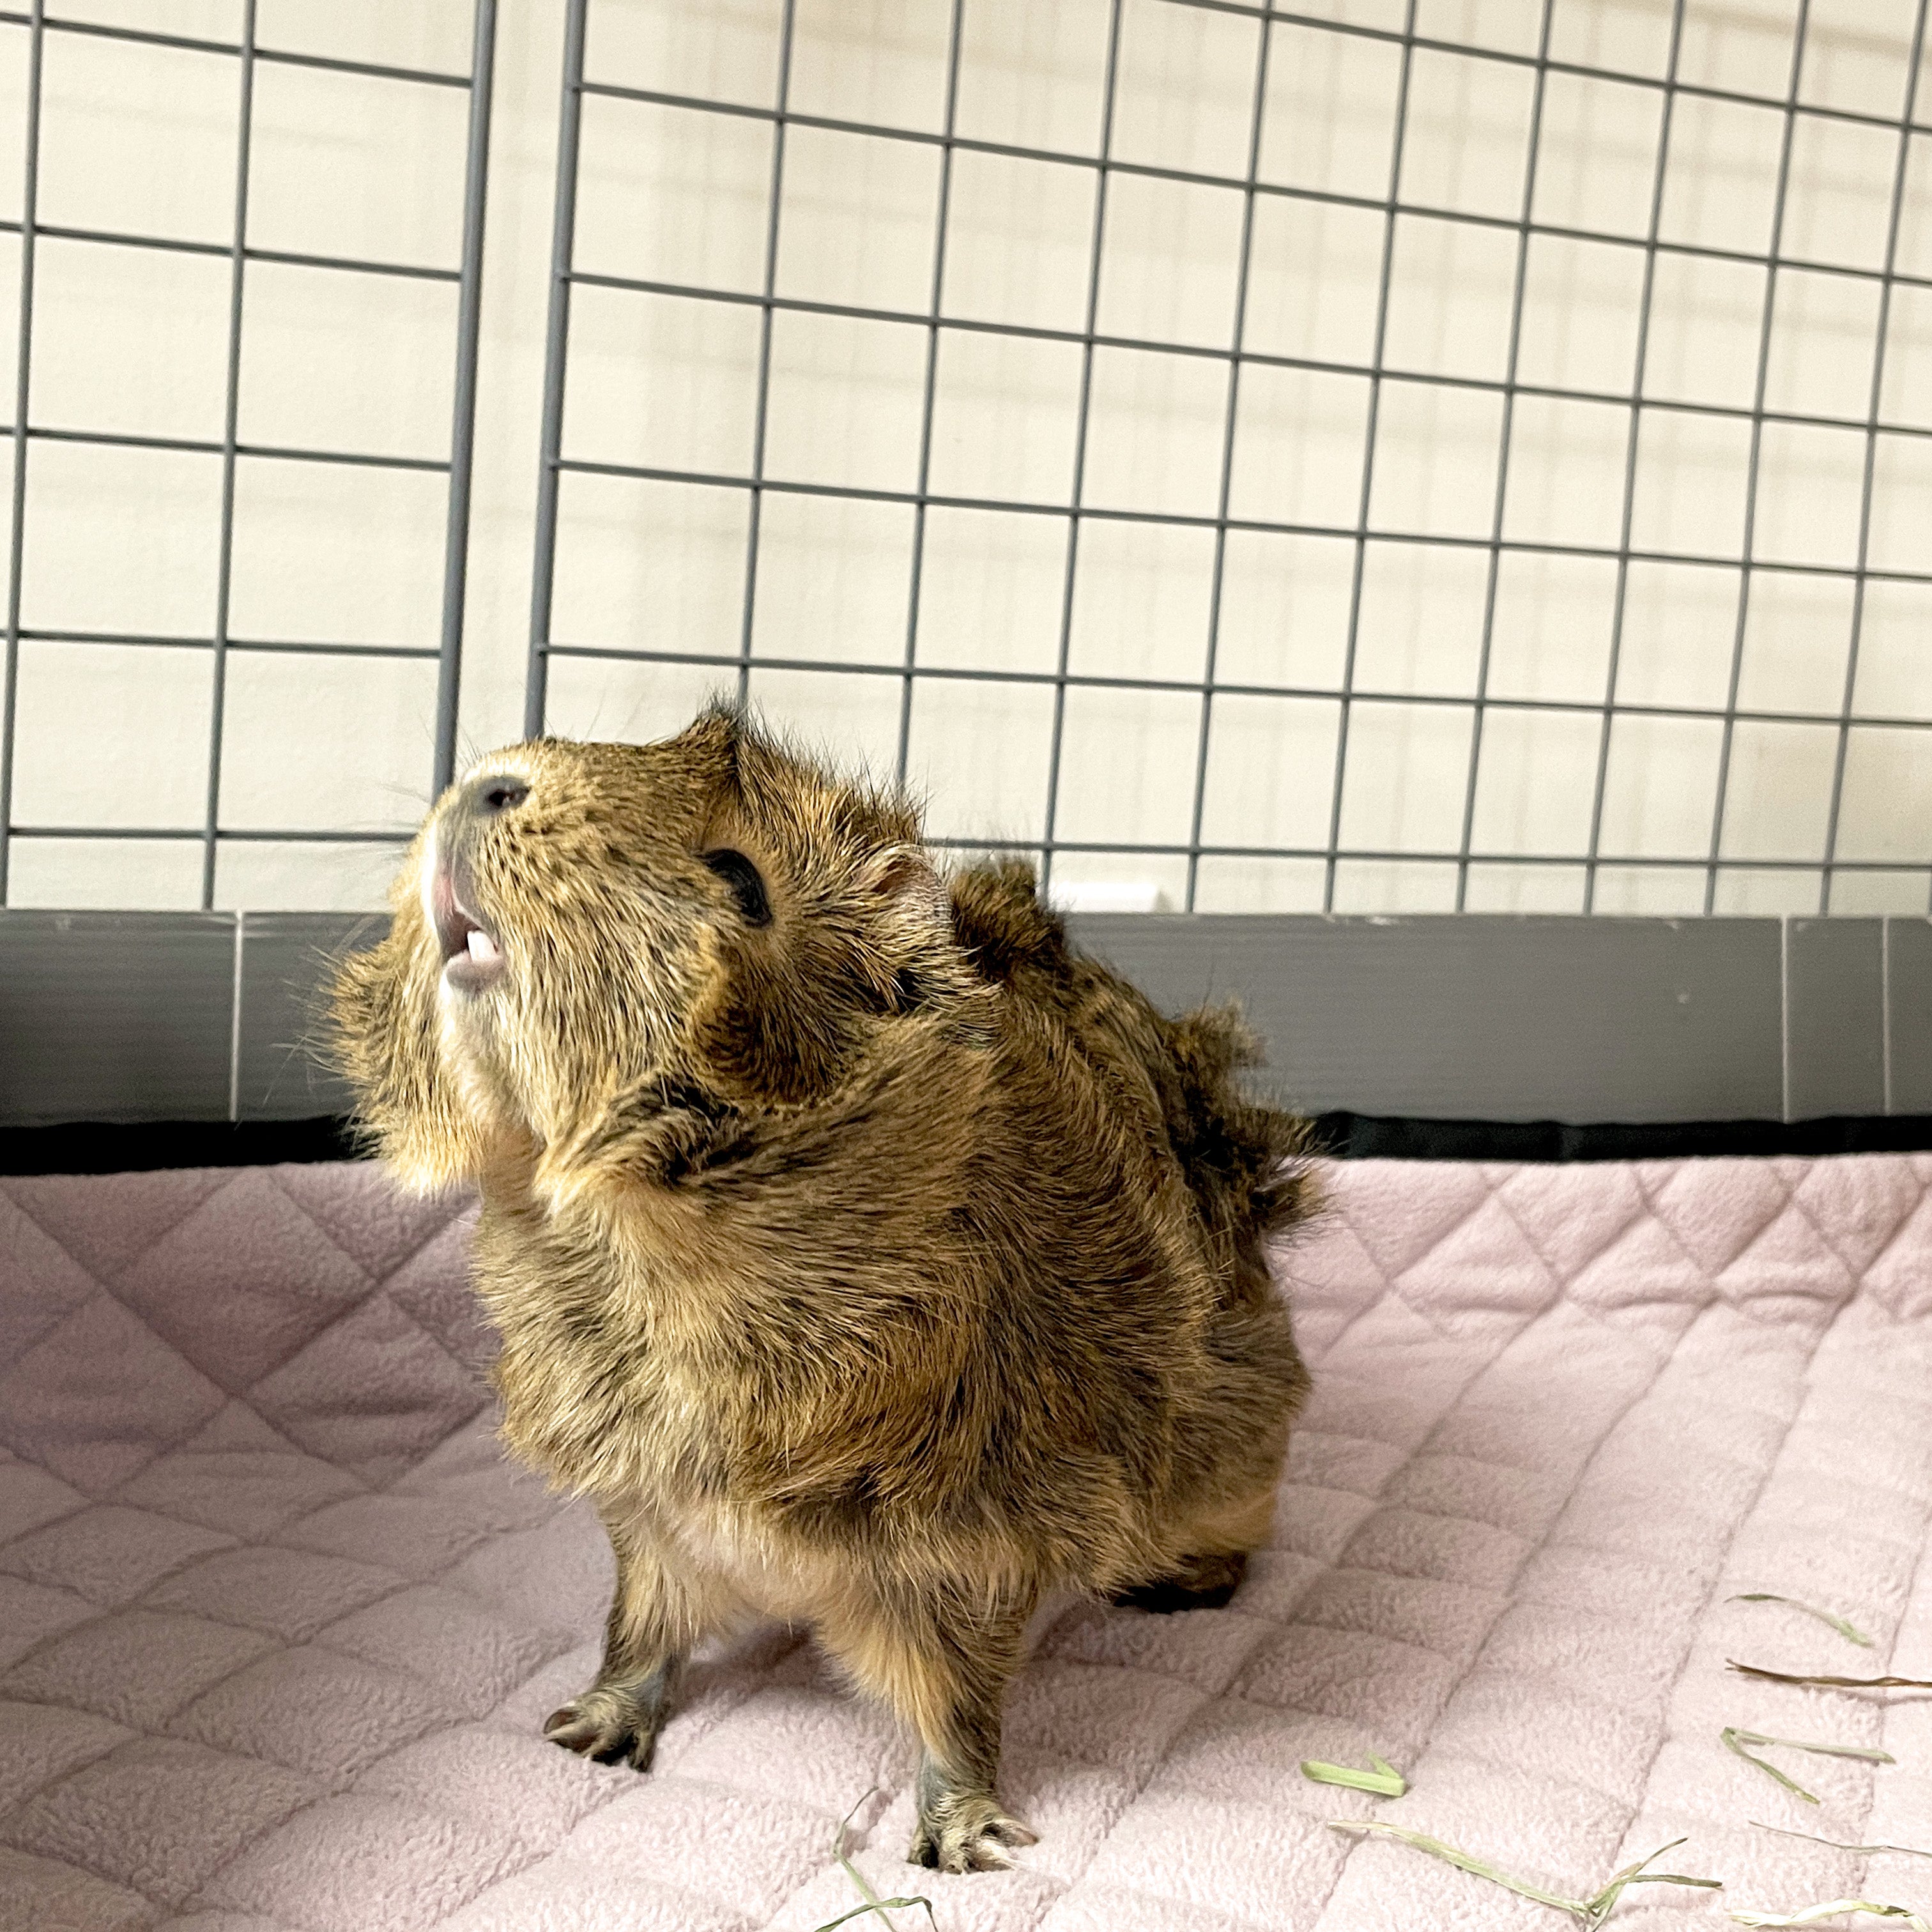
[466,928,500,963]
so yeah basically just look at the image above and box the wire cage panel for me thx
[3,0,1930,923]
[0,0,496,912]
[525,0,1932,917]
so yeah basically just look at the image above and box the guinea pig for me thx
[332,705,1314,1874]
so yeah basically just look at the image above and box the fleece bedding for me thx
[1,1153,1931,1932]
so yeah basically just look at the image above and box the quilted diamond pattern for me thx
[3,1611,279,1730]
[4,1170,229,1281]
[0,1508,234,1606]
[1,1739,319,1910]
[0,1193,100,1362]
[1,1154,1931,1932]
[245,1298,486,1486]
[113,1173,376,1394]
[0,1300,226,1493]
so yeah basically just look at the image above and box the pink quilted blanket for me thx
[3,1154,1931,1932]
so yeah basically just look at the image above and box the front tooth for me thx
[466,928,500,963]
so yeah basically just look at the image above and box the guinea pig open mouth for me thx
[429,854,504,995]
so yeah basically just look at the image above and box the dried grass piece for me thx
[814,1906,940,1932]
[1751,1823,1932,1861]
[1302,1754,1406,1797]
[1731,1596,1876,1648]
[1731,1662,1932,1691]
[814,1797,936,1932]
[1722,1729,1895,1805]
[1330,1821,1719,1928]
[1729,1901,1932,1928]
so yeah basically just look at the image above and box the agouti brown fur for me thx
[332,706,1315,1873]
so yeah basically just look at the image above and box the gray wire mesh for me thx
[525,0,1932,917]
[0,0,497,909]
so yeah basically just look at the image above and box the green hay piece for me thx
[1722,1728,1895,1806]
[1751,1823,1932,1862]
[812,1796,936,1932]
[1731,1595,1876,1648]
[1301,1754,1407,1797]
[1330,1821,1719,1929]
[812,1905,942,1932]
[1731,1661,1932,1691]
[1729,1901,1932,1929]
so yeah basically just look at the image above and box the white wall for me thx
[2,0,1929,916]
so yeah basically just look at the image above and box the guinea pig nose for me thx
[470,774,530,816]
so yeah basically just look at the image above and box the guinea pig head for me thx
[331,707,984,1192]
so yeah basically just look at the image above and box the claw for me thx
[542,1693,659,1771]
[908,1797,1036,1873]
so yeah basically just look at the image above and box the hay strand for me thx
[1731,1662,1932,1692]
[1722,1728,1894,1805]
[1301,1754,1407,1797]
[814,1795,935,1932]
[1730,1596,1875,1648]
[1729,1902,1932,1928]
[1750,1823,1932,1861]
[1331,1821,1719,1928]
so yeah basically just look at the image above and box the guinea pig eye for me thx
[702,848,772,928]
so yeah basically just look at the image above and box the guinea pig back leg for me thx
[543,1517,710,1772]
[1108,1478,1277,1613]
[823,1582,1040,1874]
[1108,1548,1248,1613]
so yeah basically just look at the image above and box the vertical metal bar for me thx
[1454,4,1553,911]
[433,0,497,794]
[894,0,965,789]
[525,0,587,740]
[1322,0,1419,912]
[1878,919,1893,1120]
[1818,0,1928,913]
[1583,0,1687,912]
[228,909,244,1121]
[1183,8,1271,913]
[1702,1,1811,915]
[1779,911,1791,1121]
[0,0,45,905]
[1882,914,1894,1111]
[1038,0,1124,902]
[735,0,798,704]
[199,0,256,911]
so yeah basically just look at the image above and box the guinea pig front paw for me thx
[908,1791,1038,1874]
[542,1685,663,1771]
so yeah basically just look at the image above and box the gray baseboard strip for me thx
[0,910,1920,1128]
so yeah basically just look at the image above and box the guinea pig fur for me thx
[331,705,1315,1875]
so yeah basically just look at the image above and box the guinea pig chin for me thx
[420,824,506,998]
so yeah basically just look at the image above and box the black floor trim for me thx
[3,1112,1931,1177]
[0,1117,367,1177]
[1308,1112,1932,1163]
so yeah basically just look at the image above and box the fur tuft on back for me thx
[1162,1002,1319,1301]
[946,857,1317,1307]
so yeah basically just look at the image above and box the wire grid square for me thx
[0,0,496,910]
[526,0,1932,916]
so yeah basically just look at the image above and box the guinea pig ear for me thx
[684,696,760,778]
[855,843,979,1011]
[860,844,949,928]
[328,908,486,1192]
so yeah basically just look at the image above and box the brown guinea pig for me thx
[332,704,1315,1874]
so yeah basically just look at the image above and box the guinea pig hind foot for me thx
[908,1781,1038,1874]
[542,1669,673,1772]
[1108,1548,1249,1614]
